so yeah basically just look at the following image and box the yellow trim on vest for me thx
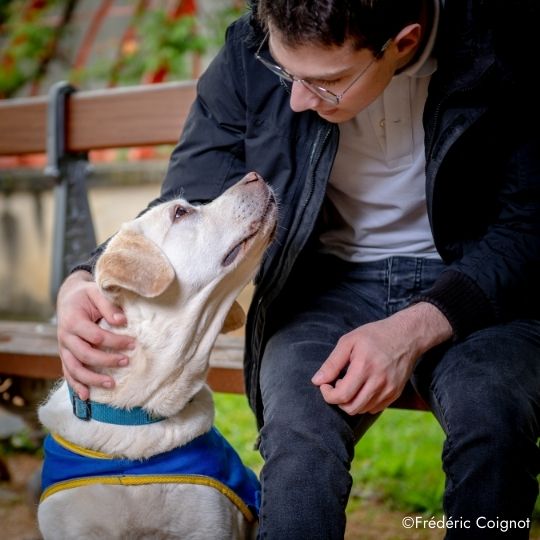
[40,474,256,523]
[51,433,115,460]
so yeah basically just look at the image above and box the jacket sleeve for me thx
[417,132,540,339]
[71,17,253,275]
[415,0,540,339]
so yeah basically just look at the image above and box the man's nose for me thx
[289,81,322,113]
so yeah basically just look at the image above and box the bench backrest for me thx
[0,81,199,301]
[0,81,197,156]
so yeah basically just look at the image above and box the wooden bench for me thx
[0,81,429,411]
[0,321,246,394]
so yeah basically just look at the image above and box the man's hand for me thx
[311,302,452,415]
[56,270,135,400]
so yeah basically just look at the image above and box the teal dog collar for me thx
[68,386,164,425]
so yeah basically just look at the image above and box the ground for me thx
[1,453,538,540]
[1,454,41,540]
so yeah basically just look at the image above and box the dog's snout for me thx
[221,172,273,227]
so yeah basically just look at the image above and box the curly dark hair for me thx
[255,0,424,53]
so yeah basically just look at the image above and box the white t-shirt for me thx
[319,0,441,262]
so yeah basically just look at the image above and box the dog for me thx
[37,172,277,540]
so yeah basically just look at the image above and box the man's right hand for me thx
[56,270,135,400]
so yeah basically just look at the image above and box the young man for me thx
[57,1,540,538]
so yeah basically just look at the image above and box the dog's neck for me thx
[39,284,239,459]
[94,280,236,413]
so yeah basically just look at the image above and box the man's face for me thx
[268,32,399,123]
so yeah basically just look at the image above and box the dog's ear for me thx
[96,227,175,298]
[221,301,246,333]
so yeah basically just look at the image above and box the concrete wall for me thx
[0,162,163,320]
[0,160,254,322]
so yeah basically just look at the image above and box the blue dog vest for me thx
[41,427,260,522]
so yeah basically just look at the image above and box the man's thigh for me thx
[259,271,384,445]
[414,318,540,437]
[413,319,540,529]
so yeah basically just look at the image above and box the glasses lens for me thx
[300,81,339,105]
[256,46,339,105]
[257,56,294,83]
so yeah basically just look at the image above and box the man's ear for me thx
[392,23,422,60]
[95,227,175,298]
[221,301,246,333]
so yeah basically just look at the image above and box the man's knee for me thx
[260,327,335,413]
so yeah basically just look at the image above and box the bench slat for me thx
[0,81,196,156]
[69,82,196,152]
[0,96,48,155]
[0,321,245,393]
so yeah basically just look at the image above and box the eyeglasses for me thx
[255,33,392,105]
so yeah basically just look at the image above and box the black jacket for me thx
[86,1,540,425]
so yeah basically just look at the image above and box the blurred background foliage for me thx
[0,0,246,98]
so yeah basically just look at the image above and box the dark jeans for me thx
[257,254,540,539]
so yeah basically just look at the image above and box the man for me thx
[57,1,540,538]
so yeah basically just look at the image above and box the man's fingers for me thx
[319,375,356,404]
[90,289,127,327]
[61,318,134,353]
[66,336,129,368]
[96,329,135,352]
[60,348,115,397]
[319,365,399,413]
[338,380,401,416]
[63,372,89,402]
[319,383,343,404]
[312,339,352,385]
[318,356,369,402]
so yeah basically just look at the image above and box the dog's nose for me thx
[243,171,263,184]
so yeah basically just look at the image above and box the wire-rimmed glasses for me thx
[255,33,392,105]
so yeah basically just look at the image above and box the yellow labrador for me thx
[37,173,277,540]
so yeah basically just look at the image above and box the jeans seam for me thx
[384,258,391,317]
[258,431,268,539]
[414,257,423,291]
[429,379,457,494]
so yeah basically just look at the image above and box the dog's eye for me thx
[222,243,242,267]
[172,205,189,222]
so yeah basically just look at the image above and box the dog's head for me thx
[95,172,277,333]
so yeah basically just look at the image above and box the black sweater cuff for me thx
[412,269,496,340]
